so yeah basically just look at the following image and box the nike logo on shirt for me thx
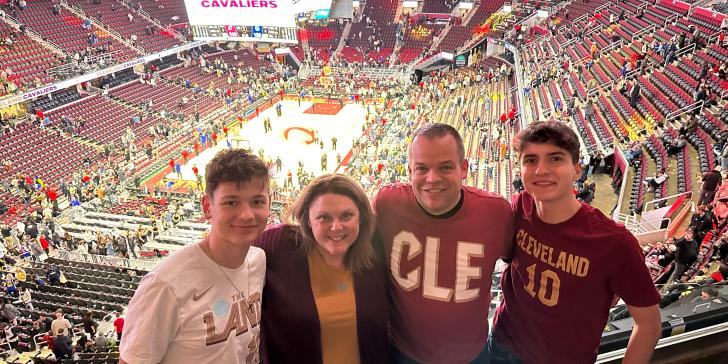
[192,285,214,302]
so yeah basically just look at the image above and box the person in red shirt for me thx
[113,312,124,341]
[181,150,189,163]
[211,132,218,146]
[373,123,514,363]
[490,121,661,364]
[507,107,516,126]
[45,188,58,203]
[223,126,229,137]
[500,113,507,125]
[169,158,175,171]
[39,235,50,254]
[43,330,55,352]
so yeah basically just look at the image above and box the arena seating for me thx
[342,0,397,63]
[65,0,182,53]
[137,0,190,26]
[0,22,64,87]
[21,257,144,320]
[398,23,444,64]
[14,0,140,63]
[518,0,728,217]
[204,48,268,70]
[436,0,506,53]
[666,128,692,193]
[0,122,99,188]
[31,89,83,112]
[46,95,158,146]
[421,0,457,15]
[306,21,345,62]
[111,81,223,117]
[436,25,471,53]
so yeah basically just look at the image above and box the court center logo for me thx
[284,127,315,144]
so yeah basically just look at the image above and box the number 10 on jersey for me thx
[524,264,560,307]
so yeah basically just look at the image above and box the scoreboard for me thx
[184,0,298,42]
[191,25,298,43]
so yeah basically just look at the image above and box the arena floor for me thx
[164,100,367,190]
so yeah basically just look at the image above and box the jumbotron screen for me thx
[185,0,299,43]
[293,0,333,15]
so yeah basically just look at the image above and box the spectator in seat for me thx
[42,330,55,353]
[629,79,640,108]
[666,135,686,156]
[691,287,719,303]
[669,230,699,283]
[698,166,722,205]
[51,310,72,336]
[625,142,643,163]
[704,262,728,283]
[647,240,673,270]
[679,115,699,136]
[690,205,713,244]
[82,311,97,339]
[512,173,524,193]
[576,181,596,204]
[694,85,707,114]
[95,333,109,350]
[46,266,61,285]
[36,313,52,333]
[615,76,627,96]
[643,168,668,192]
[52,328,73,361]
[1,300,20,325]
[17,287,32,310]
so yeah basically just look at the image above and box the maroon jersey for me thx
[373,184,514,364]
[493,192,660,364]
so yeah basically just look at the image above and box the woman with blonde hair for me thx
[254,174,389,363]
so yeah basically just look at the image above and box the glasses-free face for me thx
[519,142,580,205]
[308,193,360,266]
[408,135,468,215]
[202,179,270,248]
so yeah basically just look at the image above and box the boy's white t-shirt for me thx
[120,243,266,364]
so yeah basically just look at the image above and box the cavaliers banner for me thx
[184,0,296,28]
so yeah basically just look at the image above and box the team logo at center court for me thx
[284,127,315,144]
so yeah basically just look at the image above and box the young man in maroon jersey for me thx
[373,123,514,363]
[490,121,662,363]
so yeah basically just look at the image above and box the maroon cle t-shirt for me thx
[374,184,514,364]
[493,192,660,364]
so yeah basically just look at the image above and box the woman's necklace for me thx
[313,248,349,292]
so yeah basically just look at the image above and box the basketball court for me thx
[162,99,367,191]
